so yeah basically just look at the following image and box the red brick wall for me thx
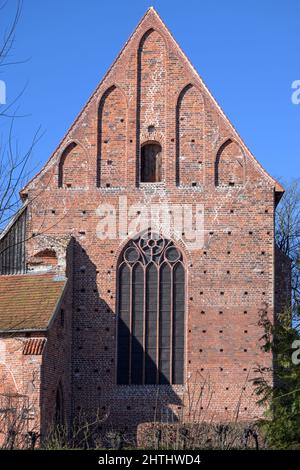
[216,139,245,186]
[40,244,73,438]
[21,9,283,437]
[98,86,127,188]
[275,246,291,315]
[58,142,89,189]
[0,271,72,445]
[0,334,43,444]
[177,84,204,186]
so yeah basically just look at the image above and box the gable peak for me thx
[21,6,283,196]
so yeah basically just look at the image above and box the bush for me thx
[253,308,300,449]
[137,421,263,450]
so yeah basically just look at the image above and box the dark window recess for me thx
[55,383,64,426]
[0,207,27,274]
[117,231,185,385]
[141,143,162,183]
[60,309,65,328]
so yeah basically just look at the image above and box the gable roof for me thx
[21,7,284,196]
[0,273,66,332]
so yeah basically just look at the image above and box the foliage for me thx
[253,179,300,449]
[137,422,262,450]
[253,308,300,449]
[276,178,300,313]
[42,410,108,450]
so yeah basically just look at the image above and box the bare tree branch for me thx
[275,178,300,314]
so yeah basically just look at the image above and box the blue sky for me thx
[1,0,299,185]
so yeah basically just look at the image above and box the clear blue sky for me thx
[1,0,299,184]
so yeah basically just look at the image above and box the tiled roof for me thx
[0,274,66,332]
[23,338,46,355]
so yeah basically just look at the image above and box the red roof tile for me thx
[23,337,46,355]
[0,274,66,332]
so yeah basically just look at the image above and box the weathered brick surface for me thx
[12,7,288,437]
[0,277,72,442]
[0,334,43,443]
[40,274,73,437]
[275,246,291,315]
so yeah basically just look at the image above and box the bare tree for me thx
[0,383,39,450]
[275,178,300,315]
[0,0,41,231]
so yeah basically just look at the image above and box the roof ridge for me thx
[0,272,61,279]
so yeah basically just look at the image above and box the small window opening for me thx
[141,143,162,183]
[55,383,64,426]
[60,309,65,328]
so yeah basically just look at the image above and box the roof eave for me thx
[0,328,47,335]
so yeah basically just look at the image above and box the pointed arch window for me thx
[141,142,162,183]
[117,231,185,385]
[55,382,64,426]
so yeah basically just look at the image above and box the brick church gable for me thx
[0,7,290,443]
[21,7,283,197]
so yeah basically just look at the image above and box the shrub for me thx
[137,421,263,450]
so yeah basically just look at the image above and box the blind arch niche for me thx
[117,231,185,385]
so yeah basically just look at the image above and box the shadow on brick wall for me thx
[71,239,182,442]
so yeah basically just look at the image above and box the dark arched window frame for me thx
[140,142,162,183]
[55,382,64,426]
[117,231,185,385]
